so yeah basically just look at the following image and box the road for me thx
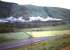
[0,37,48,50]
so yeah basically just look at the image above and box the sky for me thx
[1,0,70,9]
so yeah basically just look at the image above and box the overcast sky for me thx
[1,0,70,9]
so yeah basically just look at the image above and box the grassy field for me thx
[0,25,70,50]
[0,24,70,32]
[7,34,70,50]
[47,34,70,50]
[21,25,70,31]
[0,29,70,43]
[30,30,70,37]
[0,32,32,43]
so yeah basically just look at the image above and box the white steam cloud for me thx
[0,16,62,23]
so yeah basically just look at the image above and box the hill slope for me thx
[0,1,70,20]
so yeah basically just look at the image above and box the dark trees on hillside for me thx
[0,1,17,18]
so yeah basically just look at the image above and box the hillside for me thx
[0,1,70,19]
[0,1,70,32]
